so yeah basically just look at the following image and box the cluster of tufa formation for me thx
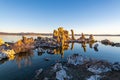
[89,34,95,42]
[12,36,34,53]
[53,27,70,44]
[78,33,95,42]
[79,33,86,40]
[0,36,35,61]
[53,27,96,44]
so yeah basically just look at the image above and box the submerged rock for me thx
[88,65,111,74]
[112,62,120,71]
[53,63,63,71]
[56,69,68,80]
[35,68,43,79]
[33,54,120,80]
[67,54,88,65]
[87,61,111,74]
[86,75,101,80]
[37,48,45,53]
[53,62,71,80]
[44,58,50,61]
[47,49,54,54]
[94,44,98,48]
[94,44,99,52]
[43,77,49,80]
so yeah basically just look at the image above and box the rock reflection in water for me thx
[52,42,69,58]
[36,42,70,58]
[37,41,98,59]
[14,50,34,68]
[71,42,74,50]
[81,42,87,52]
[69,42,98,52]
[89,42,94,48]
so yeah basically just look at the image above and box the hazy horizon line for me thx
[0,31,120,35]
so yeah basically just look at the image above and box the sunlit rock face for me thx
[64,30,70,40]
[0,38,4,46]
[22,36,34,45]
[0,43,15,60]
[0,49,15,60]
[13,40,26,53]
[77,33,96,43]
[12,36,34,53]
[81,33,86,39]
[71,29,75,40]
[77,33,86,41]
[53,30,58,39]
[53,27,70,43]
[89,34,95,42]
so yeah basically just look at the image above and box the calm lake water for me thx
[0,35,120,80]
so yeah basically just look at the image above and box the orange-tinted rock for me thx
[89,34,95,42]
[81,33,85,39]
[71,29,75,40]
[77,33,86,41]
[0,38,4,46]
[12,36,34,53]
[53,30,58,39]
[53,27,70,43]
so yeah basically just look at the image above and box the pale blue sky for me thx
[0,0,120,34]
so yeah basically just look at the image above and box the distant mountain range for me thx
[0,32,120,36]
